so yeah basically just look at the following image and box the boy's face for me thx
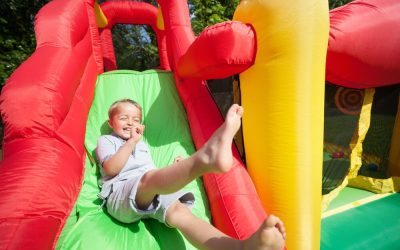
[108,103,142,140]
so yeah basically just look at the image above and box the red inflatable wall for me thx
[0,0,102,249]
[326,0,400,88]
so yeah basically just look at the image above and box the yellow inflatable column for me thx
[234,1,329,249]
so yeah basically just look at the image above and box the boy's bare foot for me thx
[197,104,243,173]
[242,215,286,250]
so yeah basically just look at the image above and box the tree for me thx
[0,0,50,86]
[329,0,353,9]
[112,24,159,70]
[189,0,239,35]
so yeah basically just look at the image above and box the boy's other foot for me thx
[242,215,286,250]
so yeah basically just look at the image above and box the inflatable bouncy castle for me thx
[320,1,400,249]
[0,0,399,249]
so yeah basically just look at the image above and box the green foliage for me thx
[329,0,353,9]
[112,24,159,70]
[189,0,239,35]
[0,0,50,86]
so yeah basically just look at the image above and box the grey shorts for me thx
[105,171,195,225]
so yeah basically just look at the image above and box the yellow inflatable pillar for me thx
[234,1,329,249]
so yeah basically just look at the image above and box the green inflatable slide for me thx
[56,70,210,249]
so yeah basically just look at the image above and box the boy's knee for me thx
[165,201,191,227]
[138,170,156,193]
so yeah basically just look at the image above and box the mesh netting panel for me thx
[358,85,399,179]
[323,83,362,194]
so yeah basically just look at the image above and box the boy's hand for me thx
[129,124,145,143]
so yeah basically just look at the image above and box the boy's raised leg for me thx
[136,104,243,209]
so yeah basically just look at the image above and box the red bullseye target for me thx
[334,87,364,115]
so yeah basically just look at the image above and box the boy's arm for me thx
[102,125,145,177]
[102,140,137,177]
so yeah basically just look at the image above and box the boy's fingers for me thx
[135,125,145,135]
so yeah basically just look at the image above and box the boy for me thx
[96,99,286,250]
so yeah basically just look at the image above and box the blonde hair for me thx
[108,99,142,119]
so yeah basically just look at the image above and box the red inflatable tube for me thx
[158,0,267,239]
[0,0,101,249]
[177,21,256,80]
[100,28,118,71]
[326,0,400,88]
[100,1,170,71]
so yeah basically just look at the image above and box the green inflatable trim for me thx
[321,193,400,250]
[56,70,211,250]
[325,187,375,211]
